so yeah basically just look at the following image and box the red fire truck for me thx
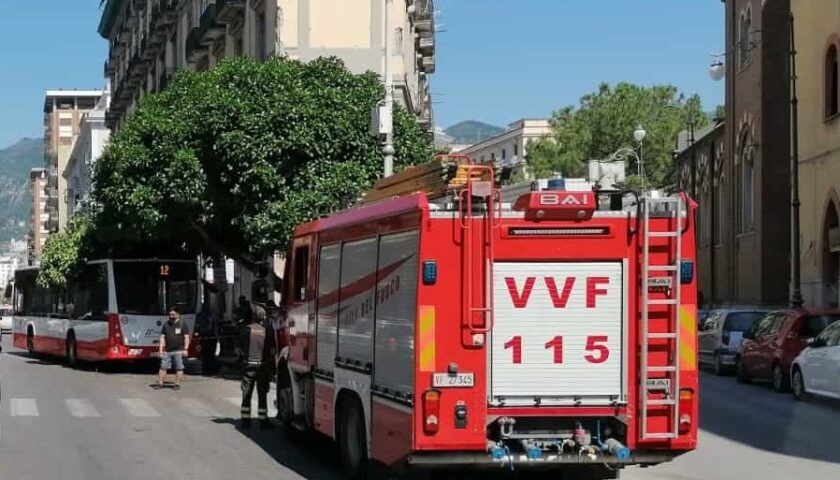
[275,163,699,479]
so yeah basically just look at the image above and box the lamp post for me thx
[633,124,647,180]
[708,12,802,308]
[382,0,395,177]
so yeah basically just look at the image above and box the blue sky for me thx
[0,1,724,148]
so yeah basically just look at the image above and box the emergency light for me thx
[680,260,694,284]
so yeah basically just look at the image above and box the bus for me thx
[12,258,200,365]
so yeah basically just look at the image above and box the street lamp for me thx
[633,124,647,181]
[708,13,802,308]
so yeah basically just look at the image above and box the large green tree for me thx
[527,83,709,188]
[39,56,430,287]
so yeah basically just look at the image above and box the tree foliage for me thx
[37,215,94,288]
[92,56,431,267]
[526,83,709,188]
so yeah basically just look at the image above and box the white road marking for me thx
[66,399,101,418]
[177,397,219,417]
[10,398,39,417]
[119,398,161,417]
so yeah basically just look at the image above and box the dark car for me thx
[737,309,840,391]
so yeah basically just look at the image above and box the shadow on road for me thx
[212,418,345,480]
[698,372,840,465]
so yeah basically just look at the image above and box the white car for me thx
[791,320,840,401]
[0,306,13,333]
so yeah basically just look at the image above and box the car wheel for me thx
[736,358,751,384]
[66,334,78,368]
[713,353,725,376]
[339,399,368,480]
[772,364,790,393]
[792,367,807,401]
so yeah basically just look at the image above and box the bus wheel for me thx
[66,334,78,368]
[26,327,34,354]
[339,398,368,480]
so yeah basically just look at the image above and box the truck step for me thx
[648,333,677,340]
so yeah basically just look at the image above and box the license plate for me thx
[432,373,475,388]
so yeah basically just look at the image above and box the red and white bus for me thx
[12,258,200,365]
[275,168,699,479]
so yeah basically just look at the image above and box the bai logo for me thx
[539,193,589,206]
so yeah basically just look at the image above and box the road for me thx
[1,334,839,480]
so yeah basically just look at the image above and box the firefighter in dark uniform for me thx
[238,292,276,428]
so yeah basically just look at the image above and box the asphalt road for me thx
[1,334,839,480]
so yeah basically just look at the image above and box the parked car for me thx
[0,305,13,332]
[697,308,710,329]
[791,319,840,401]
[698,308,771,375]
[738,309,840,391]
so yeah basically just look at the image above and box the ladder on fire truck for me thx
[640,195,685,440]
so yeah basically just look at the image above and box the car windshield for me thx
[801,314,840,338]
[724,312,766,332]
[113,261,197,315]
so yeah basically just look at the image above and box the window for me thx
[826,44,839,118]
[817,321,840,347]
[514,144,519,157]
[738,8,753,69]
[316,244,340,373]
[752,314,776,337]
[113,261,197,315]
[293,246,309,302]
[800,315,840,338]
[739,138,754,232]
[256,13,267,60]
[502,149,507,160]
[714,176,725,244]
[723,311,765,333]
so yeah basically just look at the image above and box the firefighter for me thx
[237,298,276,428]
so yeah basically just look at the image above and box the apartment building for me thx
[28,168,49,265]
[456,119,553,177]
[43,90,105,232]
[98,0,436,131]
[793,0,840,307]
[64,93,112,217]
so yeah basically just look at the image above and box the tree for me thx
[37,215,94,288]
[526,83,709,188]
[91,56,431,269]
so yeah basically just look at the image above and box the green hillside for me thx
[0,138,44,242]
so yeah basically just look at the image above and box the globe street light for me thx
[633,124,648,143]
[709,59,726,82]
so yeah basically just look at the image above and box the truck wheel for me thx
[339,399,368,480]
[772,364,790,393]
[66,334,78,368]
[276,369,294,426]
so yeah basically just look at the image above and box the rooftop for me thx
[44,90,105,113]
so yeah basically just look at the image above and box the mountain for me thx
[0,138,44,242]
[444,121,505,145]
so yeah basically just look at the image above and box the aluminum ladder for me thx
[640,195,684,440]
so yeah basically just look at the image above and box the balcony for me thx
[413,0,435,37]
[216,0,246,24]
[149,0,178,42]
[185,5,226,62]
[418,37,435,55]
[419,55,436,74]
[104,59,115,77]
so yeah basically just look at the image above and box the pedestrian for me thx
[236,295,253,326]
[156,306,190,390]
[196,301,219,375]
[237,301,276,428]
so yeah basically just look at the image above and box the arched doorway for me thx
[822,199,840,307]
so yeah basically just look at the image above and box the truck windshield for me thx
[114,261,197,315]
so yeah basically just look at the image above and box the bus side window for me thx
[87,265,109,320]
[293,246,309,302]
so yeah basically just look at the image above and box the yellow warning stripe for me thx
[679,305,697,372]
[418,306,436,372]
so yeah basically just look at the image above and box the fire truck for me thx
[275,159,699,479]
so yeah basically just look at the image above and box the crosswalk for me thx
[1,395,272,419]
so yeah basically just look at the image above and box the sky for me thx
[0,1,724,149]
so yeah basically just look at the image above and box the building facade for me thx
[0,257,20,292]
[676,0,792,307]
[64,93,112,217]
[43,90,105,232]
[98,0,436,131]
[28,168,49,265]
[456,119,552,176]
[794,0,840,307]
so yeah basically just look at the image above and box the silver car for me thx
[699,308,773,375]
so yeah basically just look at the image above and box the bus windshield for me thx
[113,261,197,315]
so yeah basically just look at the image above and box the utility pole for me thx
[382,0,395,178]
